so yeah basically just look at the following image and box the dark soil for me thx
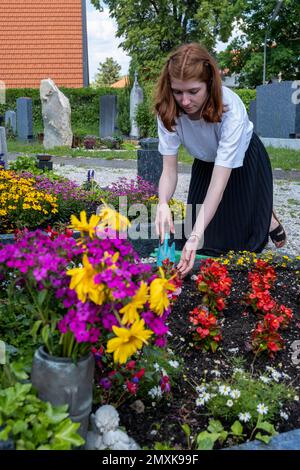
[119,267,300,449]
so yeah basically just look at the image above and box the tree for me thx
[91,1,244,81]
[92,57,122,88]
[217,0,300,87]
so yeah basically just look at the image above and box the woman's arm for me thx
[177,164,232,276]
[155,155,178,241]
[158,155,178,204]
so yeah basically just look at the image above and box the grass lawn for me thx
[7,140,300,171]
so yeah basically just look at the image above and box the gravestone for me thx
[0,127,8,167]
[256,81,300,138]
[5,110,17,134]
[17,97,33,141]
[130,71,144,138]
[249,100,257,133]
[137,138,162,187]
[40,79,73,149]
[100,95,118,138]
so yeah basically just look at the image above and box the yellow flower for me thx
[149,267,176,316]
[119,281,149,325]
[106,319,153,364]
[97,203,131,232]
[67,254,105,304]
[69,211,101,239]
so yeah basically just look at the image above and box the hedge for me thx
[0,86,129,136]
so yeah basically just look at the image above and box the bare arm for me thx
[177,164,232,276]
[155,155,178,240]
[158,155,178,204]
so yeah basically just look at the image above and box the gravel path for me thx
[54,163,300,257]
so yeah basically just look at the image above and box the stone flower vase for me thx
[31,347,95,439]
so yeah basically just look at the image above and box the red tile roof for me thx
[0,0,85,88]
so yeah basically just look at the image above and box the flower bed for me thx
[115,252,300,449]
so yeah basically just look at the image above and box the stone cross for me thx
[130,71,144,138]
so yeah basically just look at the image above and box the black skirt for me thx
[183,132,273,256]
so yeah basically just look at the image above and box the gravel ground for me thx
[54,163,300,257]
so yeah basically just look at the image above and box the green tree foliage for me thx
[92,57,122,87]
[217,0,300,87]
[91,1,244,81]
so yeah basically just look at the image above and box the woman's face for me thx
[170,79,208,119]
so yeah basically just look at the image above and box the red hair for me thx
[155,43,223,131]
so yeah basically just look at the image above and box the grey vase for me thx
[31,346,95,439]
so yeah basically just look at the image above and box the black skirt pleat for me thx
[183,133,273,256]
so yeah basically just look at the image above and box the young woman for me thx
[154,43,286,277]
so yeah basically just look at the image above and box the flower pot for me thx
[31,346,95,439]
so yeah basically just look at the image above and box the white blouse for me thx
[157,86,253,169]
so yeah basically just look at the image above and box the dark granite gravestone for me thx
[0,126,8,166]
[16,97,33,141]
[256,81,300,138]
[249,100,257,133]
[99,95,118,138]
[5,110,17,134]
[137,138,163,187]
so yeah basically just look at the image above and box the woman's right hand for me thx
[155,202,175,243]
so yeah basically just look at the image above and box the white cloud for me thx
[86,1,130,82]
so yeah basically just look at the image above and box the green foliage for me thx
[91,1,244,82]
[94,346,182,407]
[117,85,131,135]
[0,87,123,136]
[234,89,256,113]
[196,419,245,450]
[92,57,122,88]
[0,383,84,450]
[217,0,300,87]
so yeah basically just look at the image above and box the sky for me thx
[86,1,238,83]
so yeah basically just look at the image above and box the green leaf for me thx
[41,325,50,346]
[44,402,69,424]
[231,420,244,436]
[256,421,278,437]
[31,320,43,341]
[196,431,219,450]
[37,290,48,307]
[52,419,84,450]
[12,420,28,435]
[256,432,272,444]
[181,423,191,438]
[0,425,11,441]
[207,419,224,434]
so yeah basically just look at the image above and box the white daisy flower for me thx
[260,376,271,384]
[219,385,231,396]
[239,412,251,423]
[280,411,289,420]
[153,363,161,372]
[196,385,206,394]
[201,392,211,403]
[230,389,241,399]
[257,403,268,415]
[196,397,206,407]
[211,370,221,377]
[226,400,234,407]
[148,386,162,399]
[168,360,179,368]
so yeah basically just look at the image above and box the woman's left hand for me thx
[177,235,199,278]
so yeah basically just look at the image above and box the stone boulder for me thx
[40,78,73,149]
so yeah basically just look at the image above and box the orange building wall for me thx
[0,0,86,88]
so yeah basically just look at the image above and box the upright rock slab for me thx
[40,79,73,149]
